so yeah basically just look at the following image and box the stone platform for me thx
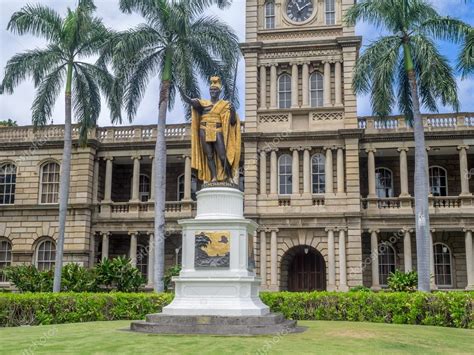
[130,313,297,335]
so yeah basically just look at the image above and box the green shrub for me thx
[260,291,473,328]
[61,263,97,292]
[387,270,418,292]
[2,265,53,292]
[0,292,173,327]
[164,265,181,292]
[349,286,372,292]
[4,259,146,293]
[95,257,145,292]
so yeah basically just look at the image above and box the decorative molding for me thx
[259,113,290,123]
[311,111,344,121]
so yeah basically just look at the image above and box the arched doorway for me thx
[281,246,326,292]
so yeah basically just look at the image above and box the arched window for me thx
[325,0,336,25]
[0,239,12,282]
[310,72,324,108]
[378,243,396,286]
[278,74,291,109]
[375,168,394,198]
[36,239,56,271]
[311,154,326,194]
[0,163,16,205]
[136,244,148,279]
[278,154,292,195]
[40,162,60,204]
[264,1,275,29]
[434,243,452,287]
[139,174,151,202]
[429,166,448,196]
[177,174,197,201]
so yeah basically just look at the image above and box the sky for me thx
[0,0,473,127]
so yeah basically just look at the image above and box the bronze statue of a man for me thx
[182,77,241,183]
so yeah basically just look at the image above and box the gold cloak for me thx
[191,99,241,182]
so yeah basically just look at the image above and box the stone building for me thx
[0,0,473,291]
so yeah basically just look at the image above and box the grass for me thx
[0,320,472,354]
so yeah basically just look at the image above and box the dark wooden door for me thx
[288,249,326,292]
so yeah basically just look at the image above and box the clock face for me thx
[286,0,314,23]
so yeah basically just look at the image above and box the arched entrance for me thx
[281,246,326,292]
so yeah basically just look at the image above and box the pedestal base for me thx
[130,313,297,335]
[163,277,269,316]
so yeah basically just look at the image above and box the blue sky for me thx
[0,0,473,127]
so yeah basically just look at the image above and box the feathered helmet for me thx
[210,76,222,90]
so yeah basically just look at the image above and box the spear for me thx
[224,60,239,182]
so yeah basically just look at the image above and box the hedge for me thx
[0,291,472,328]
[260,291,474,329]
[0,293,173,327]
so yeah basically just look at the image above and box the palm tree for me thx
[0,0,116,292]
[346,0,472,291]
[459,29,474,76]
[106,0,239,292]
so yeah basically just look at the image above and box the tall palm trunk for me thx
[153,50,173,292]
[53,62,73,292]
[403,40,431,292]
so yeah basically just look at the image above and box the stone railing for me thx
[96,200,196,219]
[362,196,470,211]
[358,112,474,132]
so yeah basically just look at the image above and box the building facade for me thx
[1,0,473,291]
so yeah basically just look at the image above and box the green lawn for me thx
[0,320,472,354]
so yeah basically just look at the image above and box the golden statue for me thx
[181,77,241,183]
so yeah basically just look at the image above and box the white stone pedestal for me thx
[162,187,270,317]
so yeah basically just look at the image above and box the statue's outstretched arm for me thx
[178,86,202,110]
[229,103,237,126]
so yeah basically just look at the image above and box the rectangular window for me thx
[325,0,336,25]
[265,2,276,29]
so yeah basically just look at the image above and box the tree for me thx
[105,0,239,292]
[459,28,474,76]
[0,119,18,127]
[0,0,116,292]
[346,0,471,291]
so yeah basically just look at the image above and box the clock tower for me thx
[241,0,364,291]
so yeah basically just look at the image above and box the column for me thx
[370,230,380,290]
[335,61,342,106]
[323,61,332,107]
[464,229,474,290]
[303,148,311,194]
[430,230,437,290]
[92,159,100,204]
[260,230,267,287]
[147,233,154,286]
[291,63,298,108]
[325,147,334,194]
[338,228,348,291]
[129,232,138,267]
[149,155,155,201]
[103,157,113,203]
[302,62,309,107]
[90,233,96,268]
[291,147,300,195]
[259,150,267,195]
[458,146,471,196]
[366,148,376,198]
[259,65,267,109]
[270,64,277,109]
[270,149,278,195]
[183,155,192,200]
[131,155,141,202]
[326,228,336,291]
[270,229,278,290]
[403,229,413,272]
[101,232,109,261]
[336,147,345,194]
[398,148,410,197]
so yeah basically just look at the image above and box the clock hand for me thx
[299,2,311,12]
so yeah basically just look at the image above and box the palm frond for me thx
[419,17,471,44]
[411,35,459,112]
[7,4,62,41]
[458,29,474,77]
[31,66,66,127]
[0,46,64,93]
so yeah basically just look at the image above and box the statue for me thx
[181,77,241,183]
